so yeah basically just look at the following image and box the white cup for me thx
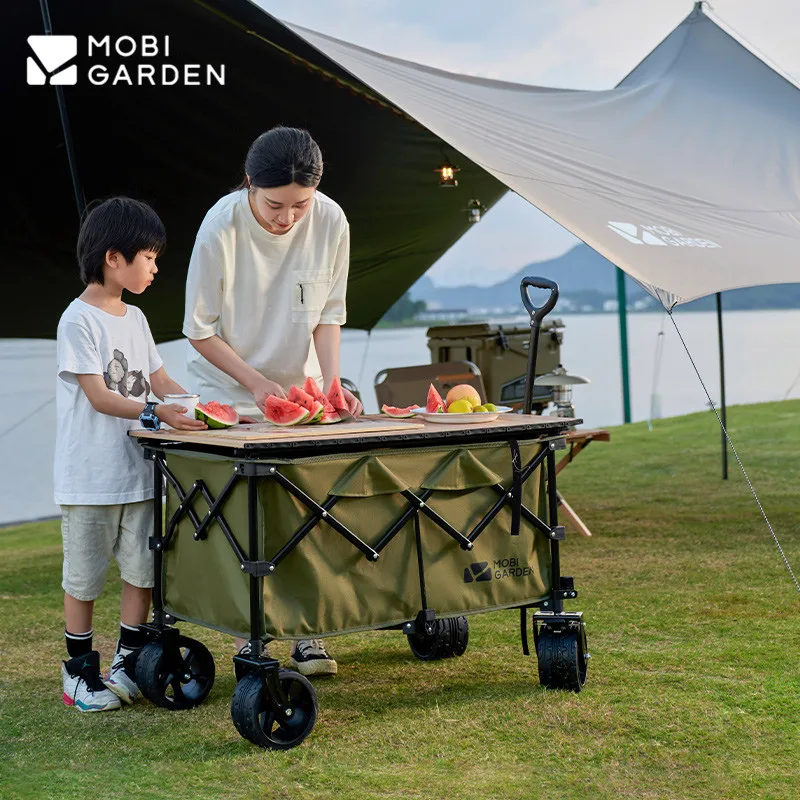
[164,393,200,418]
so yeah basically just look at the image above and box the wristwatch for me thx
[139,402,161,430]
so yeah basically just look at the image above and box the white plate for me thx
[412,411,501,424]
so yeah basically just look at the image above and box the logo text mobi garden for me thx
[26,35,225,87]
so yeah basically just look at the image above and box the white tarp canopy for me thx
[287,4,800,309]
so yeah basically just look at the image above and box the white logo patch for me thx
[27,36,78,85]
[608,221,720,249]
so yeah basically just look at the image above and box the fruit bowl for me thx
[411,407,512,424]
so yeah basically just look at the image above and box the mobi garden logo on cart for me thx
[608,221,721,248]
[26,35,225,86]
[464,557,536,583]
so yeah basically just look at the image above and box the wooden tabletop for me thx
[130,413,580,453]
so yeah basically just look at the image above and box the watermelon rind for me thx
[194,402,239,429]
[303,401,324,424]
[381,404,419,418]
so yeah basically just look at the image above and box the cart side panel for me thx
[260,457,420,638]
[162,453,254,637]
[419,443,551,614]
[260,442,551,638]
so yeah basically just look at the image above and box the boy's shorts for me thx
[61,501,154,601]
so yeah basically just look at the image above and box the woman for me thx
[182,126,362,676]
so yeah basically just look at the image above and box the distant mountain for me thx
[410,244,645,312]
[411,243,800,313]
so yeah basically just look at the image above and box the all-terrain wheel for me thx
[535,621,588,692]
[231,669,318,750]
[135,636,215,709]
[407,616,469,661]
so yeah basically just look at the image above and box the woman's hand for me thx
[343,387,363,417]
[251,377,287,414]
[156,403,208,431]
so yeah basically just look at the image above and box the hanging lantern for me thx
[435,159,460,187]
[466,198,483,223]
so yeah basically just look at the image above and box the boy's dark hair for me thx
[236,126,323,190]
[77,197,166,285]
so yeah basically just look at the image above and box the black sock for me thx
[65,629,93,659]
[119,622,145,651]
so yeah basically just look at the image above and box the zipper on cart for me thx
[299,283,304,304]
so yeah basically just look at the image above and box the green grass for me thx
[1,401,799,800]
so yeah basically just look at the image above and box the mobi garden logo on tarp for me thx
[26,35,225,87]
[608,222,721,249]
[27,36,78,85]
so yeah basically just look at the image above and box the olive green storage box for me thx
[161,441,551,640]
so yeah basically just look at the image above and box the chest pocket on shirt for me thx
[292,276,329,323]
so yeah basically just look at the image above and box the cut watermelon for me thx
[426,384,445,414]
[195,401,239,428]
[303,376,342,424]
[327,376,347,411]
[287,385,324,424]
[264,396,309,426]
[381,404,420,418]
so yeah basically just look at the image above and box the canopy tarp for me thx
[288,4,800,309]
[4,0,506,339]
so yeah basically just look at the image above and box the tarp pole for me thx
[716,292,728,479]
[38,0,86,222]
[616,267,631,423]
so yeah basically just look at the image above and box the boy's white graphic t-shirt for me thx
[54,299,163,505]
[182,189,349,415]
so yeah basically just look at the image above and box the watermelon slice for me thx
[264,396,310,426]
[381,404,420,418]
[287,385,324,424]
[327,376,347,411]
[195,401,239,428]
[426,384,445,414]
[303,376,343,424]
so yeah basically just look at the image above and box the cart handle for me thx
[520,277,559,326]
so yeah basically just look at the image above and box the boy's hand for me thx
[156,403,208,430]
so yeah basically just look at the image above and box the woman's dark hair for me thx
[238,126,323,190]
[77,197,166,285]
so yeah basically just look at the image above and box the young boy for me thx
[55,197,207,712]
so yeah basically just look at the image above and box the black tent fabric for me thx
[5,0,506,340]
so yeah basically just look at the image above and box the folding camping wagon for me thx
[130,279,590,749]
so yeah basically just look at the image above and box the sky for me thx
[255,0,800,286]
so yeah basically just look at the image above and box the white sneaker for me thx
[287,639,337,677]
[105,643,141,705]
[62,651,121,712]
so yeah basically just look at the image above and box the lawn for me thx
[1,401,799,799]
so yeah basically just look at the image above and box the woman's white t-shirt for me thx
[54,299,163,505]
[182,189,349,415]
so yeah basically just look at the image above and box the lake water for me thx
[2,308,798,525]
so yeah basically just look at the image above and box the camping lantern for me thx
[534,364,590,426]
[435,159,460,187]
[466,198,483,223]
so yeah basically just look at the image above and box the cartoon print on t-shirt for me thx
[104,349,150,398]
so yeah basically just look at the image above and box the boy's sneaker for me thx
[287,639,337,677]
[105,643,141,705]
[62,651,121,712]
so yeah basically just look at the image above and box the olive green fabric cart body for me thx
[161,441,553,640]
